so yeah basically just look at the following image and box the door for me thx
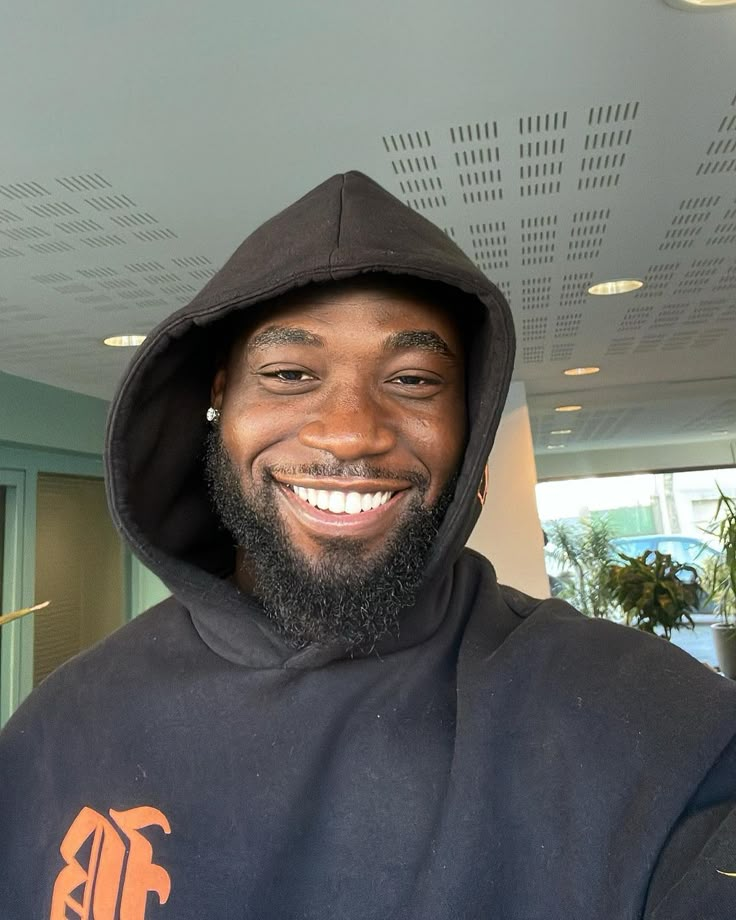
[0,470,28,728]
[33,473,125,687]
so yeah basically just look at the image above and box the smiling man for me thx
[205,279,467,650]
[2,172,736,920]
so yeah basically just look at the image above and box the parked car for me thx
[610,534,720,567]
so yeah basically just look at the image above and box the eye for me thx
[262,369,314,382]
[390,374,435,387]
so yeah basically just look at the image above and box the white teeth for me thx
[345,492,362,514]
[288,484,395,514]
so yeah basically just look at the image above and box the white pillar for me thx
[466,382,549,598]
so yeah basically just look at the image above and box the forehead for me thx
[244,279,464,344]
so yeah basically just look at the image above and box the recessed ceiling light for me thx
[588,279,644,296]
[664,0,736,9]
[103,334,146,347]
[563,366,600,377]
[550,429,572,435]
[547,444,565,450]
[555,404,582,412]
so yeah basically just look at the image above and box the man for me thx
[1,171,735,919]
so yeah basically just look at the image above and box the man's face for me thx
[207,281,467,648]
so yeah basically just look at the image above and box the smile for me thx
[285,484,394,515]
[274,478,409,538]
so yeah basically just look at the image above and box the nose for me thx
[298,391,396,461]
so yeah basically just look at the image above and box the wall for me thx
[466,382,549,598]
[0,370,108,455]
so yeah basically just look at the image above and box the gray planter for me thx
[711,623,736,679]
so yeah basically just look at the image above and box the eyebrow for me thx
[383,330,454,358]
[246,325,454,357]
[247,325,325,351]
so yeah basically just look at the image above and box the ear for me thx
[210,367,227,411]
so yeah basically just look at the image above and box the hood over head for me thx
[106,171,515,661]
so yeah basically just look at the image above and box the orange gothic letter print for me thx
[49,805,171,920]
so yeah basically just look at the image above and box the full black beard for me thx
[204,429,456,651]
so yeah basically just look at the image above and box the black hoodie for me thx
[1,172,736,919]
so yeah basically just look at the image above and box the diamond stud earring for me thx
[206,407,221,423]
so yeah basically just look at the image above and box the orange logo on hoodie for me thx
[50,805,171,920]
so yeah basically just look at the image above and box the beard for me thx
[204,429,456,652]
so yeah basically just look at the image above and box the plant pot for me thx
[711,623,736,679]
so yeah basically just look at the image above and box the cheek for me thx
[220,398,294,477]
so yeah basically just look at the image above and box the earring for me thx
[206,407,221,423]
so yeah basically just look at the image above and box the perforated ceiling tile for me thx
[522,345,545,363]
[521,276,552,310]
[521,316,548,340]
[0,246,23,258]
[633,334,661,353]
[635,262,680,297]
[554,312,582,338]
[133,228,178,242]
[617,305,652,331]
[495,279,511,301]
[550,343,574,361]
[126,261,165,273]
[559,272,594,307]
[451,122,503,204]
[2,225,49,241]
[566,208,610,262]
[0,180,49,200]
[85,193,137,211]
[605,337,635,355]
[52,283,94,295]
[80,234,126,249]
[713,263,736,292]
[696,94,736,176]
[658,197,719,251]
[661,330,697,350]
[520,215,556,266]
[25,200,79,218]
[577,101,639,191]
[650,303,686,327]
[56,174,112,193]
[383,132,446,210]
[518,111,567,197]
[29,240,73,254]
[56,219,105,234]
[673,257,725,295]
[469,221,508,272]
[31,272,73,284]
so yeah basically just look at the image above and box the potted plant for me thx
[606,550,701,640]
[705,487,736,678]
[545,516,618,619]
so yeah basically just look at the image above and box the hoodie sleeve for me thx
[644,734,736,919]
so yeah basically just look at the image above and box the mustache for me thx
[265,462,429,491]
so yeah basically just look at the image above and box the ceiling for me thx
[1,0,735,462]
